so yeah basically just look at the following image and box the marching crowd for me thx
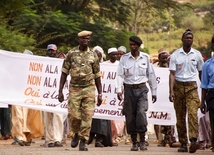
[0,29,214,154]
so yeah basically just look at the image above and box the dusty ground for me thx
[0,134,213,155]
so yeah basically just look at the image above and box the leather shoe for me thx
[189,142,200,153]
[87,134,94,145]
[145,141,149,146]
[71,133,79,148]
[48,143,55,147]
[130,143,138,151]
[79,139,88,151]
[95,142,104,147]
[139,142,147,151]
[17,140,25,146]
[0,135,11,140]
[178,144,188,152]
[54,141,63,147]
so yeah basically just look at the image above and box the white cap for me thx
[23,49,33,55]
[118,46,126,53]
[108,47,117,54]
[93,46,104,54]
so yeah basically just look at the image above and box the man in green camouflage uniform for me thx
[58,30,102,151]
[169,29,204,153]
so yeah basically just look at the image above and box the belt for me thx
[175,80,196,86]
[208,88,214,92]
[124,83,146,89]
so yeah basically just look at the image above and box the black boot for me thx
[189,138,200,153]
[130,134,138,151]
[79,139,88,151]
[71,133,79,148]
[87,133,95,145]
[178,143,188,152]
[139,133,147,151]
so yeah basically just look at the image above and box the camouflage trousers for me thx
[174,81,200,144]
[68,85,95,140]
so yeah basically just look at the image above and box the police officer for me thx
[200,35,214,152]
[169,29,204,153]
[58,30,102,151]
[116,36,157,151]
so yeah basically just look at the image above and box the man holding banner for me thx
[58,30,103,151]
[116,36,157,151]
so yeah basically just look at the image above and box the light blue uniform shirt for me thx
[169,47,204,82]
[201,57,214,89]
[116,52,157,95]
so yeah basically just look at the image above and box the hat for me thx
[118,46,126,53]
[78,30,92,37]
[108,47,117,54]
[93,46,104,54]
[158,48,168,56]
[129,36,143,46]
[47,44,57,51]
[23,49,33,55]
[182,29,193,38]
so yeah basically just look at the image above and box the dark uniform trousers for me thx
[205,89,214,147]
[123,85,149,142]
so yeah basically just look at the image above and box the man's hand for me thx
[97,95,102,106]
[117,92,123,101]
[152,95,157,103]
[169,92,174,102]
[58,92,64,103]
[200,101,206,114]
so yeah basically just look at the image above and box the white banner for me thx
[0,50,180,125]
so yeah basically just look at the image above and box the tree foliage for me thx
[0,0,213,56]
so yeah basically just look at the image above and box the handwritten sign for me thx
[1,49,199,125]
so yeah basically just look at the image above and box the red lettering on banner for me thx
[25,99,42,105]
[27,75,42,86]
[100,71,105,79]
[29,62,43,72]
[24,87,40,97]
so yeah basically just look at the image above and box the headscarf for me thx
[93,46,105,62]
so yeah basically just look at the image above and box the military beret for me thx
[182,29,193,39]
[78,30,92,37]
[129,36,142,46]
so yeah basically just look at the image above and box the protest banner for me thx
[0,49,189,125]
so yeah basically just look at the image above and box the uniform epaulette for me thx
[140,51,149,58]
